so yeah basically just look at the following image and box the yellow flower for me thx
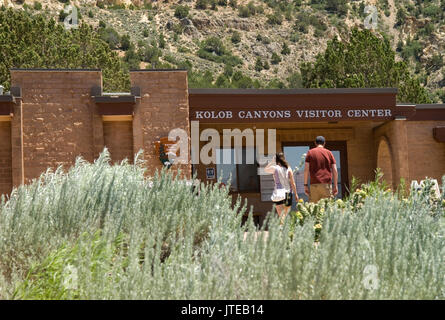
[298,199,304,203]
[314,224,322,230]
[356,189,361,193]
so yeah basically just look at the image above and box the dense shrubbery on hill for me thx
[0,7,129,91]
[0,2,443,99]
[197,36,242,66]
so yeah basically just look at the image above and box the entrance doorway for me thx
[282,141,349,204]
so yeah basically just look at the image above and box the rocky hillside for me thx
[1,0,444,101]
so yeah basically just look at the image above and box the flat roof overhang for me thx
[0,99,14,115]
[0,87,20,115]
[92,86,140,116]
[0,95,15,102]
[407,104,445,121]
[94,95,137,103]
[96,102,135,116]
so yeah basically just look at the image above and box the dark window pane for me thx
[238,147,259,192]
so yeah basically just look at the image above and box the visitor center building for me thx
[0,69,444,219]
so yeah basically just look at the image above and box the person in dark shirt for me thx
[303,136,338,202]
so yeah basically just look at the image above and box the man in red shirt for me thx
[304,136,338,202]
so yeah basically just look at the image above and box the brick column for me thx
[0,116,13,196]
[374,120,410,186]
[376,136,394,188]
[130,70,191,179]
[10,99,24,189]
[392,120,410,184]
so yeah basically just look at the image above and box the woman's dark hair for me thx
[275,152,289,169]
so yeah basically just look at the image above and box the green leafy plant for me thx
[33,1,42,10]
[271,52,281,64]
[281,42,290,55]
[255,57,263,72]
[266,11,283,25]
[174,5,190,19]
[196,0,208,10]
[231,31,241,44]
[197,37,242,66]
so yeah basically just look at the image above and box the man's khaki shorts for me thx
[309,183,332,203]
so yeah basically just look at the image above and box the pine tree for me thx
[299,28,431,103]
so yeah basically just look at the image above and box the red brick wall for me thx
[406,121,445,183]
[103,120,134,164]
[374,120,445,187]
[1,69,191,195]
[10,70,103,183]
[0,120,12,197]
[130,70,191,178]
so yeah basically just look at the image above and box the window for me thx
[216,147,259,192]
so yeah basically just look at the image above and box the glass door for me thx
[323,141,348,199]
[283,146,310,203]
[283,141,349,203]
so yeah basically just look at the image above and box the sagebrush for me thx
[0,150,443,299]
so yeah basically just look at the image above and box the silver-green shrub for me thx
[0,150,444,299]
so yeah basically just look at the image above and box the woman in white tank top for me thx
[264,153,298,224]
